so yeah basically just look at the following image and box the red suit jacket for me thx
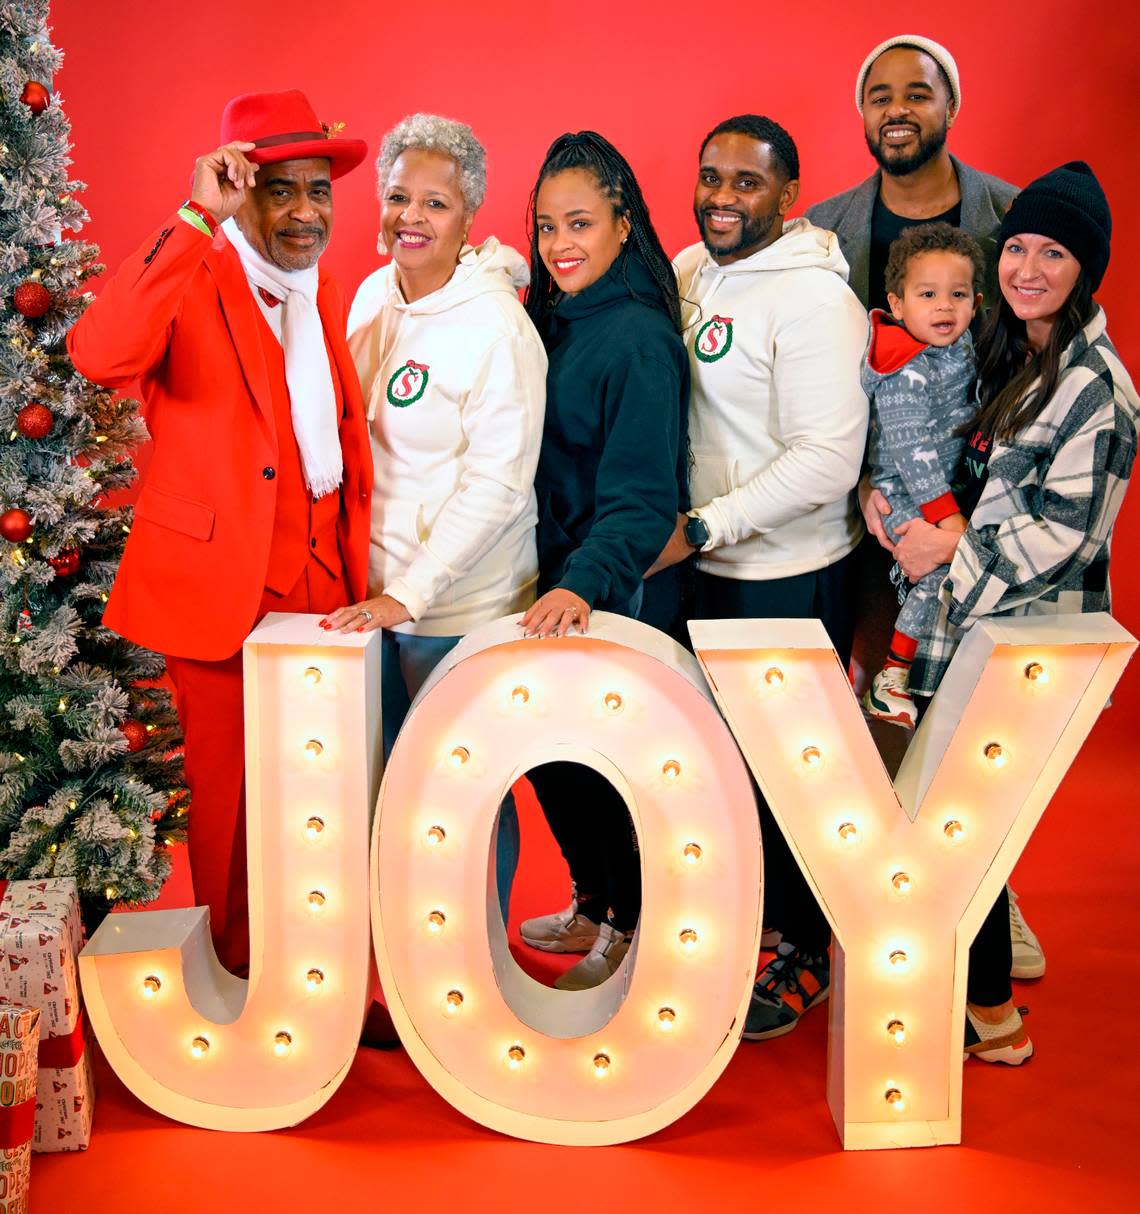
[68,216,373,660]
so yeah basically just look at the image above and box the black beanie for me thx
[999,161,1112,290]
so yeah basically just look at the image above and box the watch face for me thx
[684,516,709,548]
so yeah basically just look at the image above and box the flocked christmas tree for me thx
[0,0,186,924]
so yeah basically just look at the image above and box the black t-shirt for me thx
[868,195,963,313]
[953,428,993,518]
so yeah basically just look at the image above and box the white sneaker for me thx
[519,900,601,953]
[1009,887,1045,979]
[862,664,917,729]
[964,1003,1034,1065]
[553,922,631,991]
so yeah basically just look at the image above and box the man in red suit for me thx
[68,91,373,975]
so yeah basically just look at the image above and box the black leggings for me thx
[526,762,642,932]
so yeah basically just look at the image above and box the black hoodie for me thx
[535,249,689,611]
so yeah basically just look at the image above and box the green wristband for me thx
[177,206,213,237]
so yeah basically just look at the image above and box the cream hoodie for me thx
[674,218,870,580]
[347,238,547,635]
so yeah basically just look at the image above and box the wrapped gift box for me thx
[0,1005,40,1213]
[0,880,95,1152]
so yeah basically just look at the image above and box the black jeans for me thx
[526,762,642,932]
[693,551,858,956]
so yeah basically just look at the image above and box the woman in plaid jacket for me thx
[875,162,1139,1064]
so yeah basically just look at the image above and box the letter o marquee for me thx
[371,618,762,1145]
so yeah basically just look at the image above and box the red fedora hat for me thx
[219,89,368,179]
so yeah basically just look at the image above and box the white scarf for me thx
[222,219,343,498]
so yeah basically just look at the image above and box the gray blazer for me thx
[805,155,1018,309]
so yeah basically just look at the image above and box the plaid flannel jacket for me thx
[911,308,1139,696]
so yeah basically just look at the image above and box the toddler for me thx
[862,222,984,727]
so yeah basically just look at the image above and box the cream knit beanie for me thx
[855,35,961,113]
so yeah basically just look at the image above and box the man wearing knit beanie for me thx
[807,35,1016,313]
[807,39,1046,984]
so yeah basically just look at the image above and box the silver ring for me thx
[358,609,373,624]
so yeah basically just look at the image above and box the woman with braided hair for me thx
[517,131,689,990]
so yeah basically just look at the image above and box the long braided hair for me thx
[524,131,682,336]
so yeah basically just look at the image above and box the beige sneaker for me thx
[553,923,631,991]
[520,900,601,953]
[1009,887,1045,979]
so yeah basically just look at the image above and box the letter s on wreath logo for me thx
[694,315,733,363]
[386,360,431,407]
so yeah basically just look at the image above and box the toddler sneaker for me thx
[964,1004,1034,1065]
[553,922,631,991]
[520,899,601,953]
[862,664,917,729]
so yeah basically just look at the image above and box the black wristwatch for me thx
[683,512,710,551]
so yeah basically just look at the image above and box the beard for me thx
[694,202,781,260]
[865,118,949,177]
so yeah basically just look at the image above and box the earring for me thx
[621,236,628,245]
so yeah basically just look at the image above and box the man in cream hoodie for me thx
[656,114,869,1041]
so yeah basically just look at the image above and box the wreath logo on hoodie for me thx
[386,360,430,407]
[694,315,734,363]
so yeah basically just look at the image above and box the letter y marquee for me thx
[690,613,1135,1150]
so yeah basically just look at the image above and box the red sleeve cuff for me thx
[919,492,961,524]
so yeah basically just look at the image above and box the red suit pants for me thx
[166,556,350,975]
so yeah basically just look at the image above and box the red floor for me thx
[33,703,1140,1213]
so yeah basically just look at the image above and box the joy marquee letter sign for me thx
[80,611,1134,1149]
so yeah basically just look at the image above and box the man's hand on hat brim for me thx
[190,141,259,224]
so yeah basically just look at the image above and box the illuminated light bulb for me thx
[1024,661,1048,683]
[448,746,470,768]
[837,821,858,842]
[887,1019,906,1045]
[425,825,446,847]
[305,968,324,992]
[302,666,322,687]
[679,928,699,951]
[189,1036,210,1059]
[304,739,324,759]
[305,816,325,839]
[273,1031,293,1057]
[943,818,965,841]
[682,842,702,866]
[506,1045,526,1069]
[891,871,912,893]
[47,843,57,855]
[763,666,784,688]
[57,697,67,712]
[801,745,822,767]
[141,975,161,998]
[67,799,77,809]
[603,691,623,714]
[885,1087,905,1111]
[426,910,446,933]
[511,685,530,706]
[444,989,464,1015]
[592,1052,611,1077]
[307,889,326,911]
[657,1007,677,1031]
[662,759,682,781]
[128,827,139,841]
[105,885,118,901]
[984,741,1006,768]
[888,950,909,971]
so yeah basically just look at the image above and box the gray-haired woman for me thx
[323,114,547,913]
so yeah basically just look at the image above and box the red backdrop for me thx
[51,0,1140,712]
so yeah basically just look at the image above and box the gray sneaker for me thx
[520,900,601,953]
[1009,887,1045,979]
[553,923,631,991]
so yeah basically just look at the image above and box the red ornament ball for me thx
[19,81,51,115]
[16,403,52,439]
[47,546,79,577]
[120,721,148,752]
[13,281,51,318]
[0,508,32,542]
